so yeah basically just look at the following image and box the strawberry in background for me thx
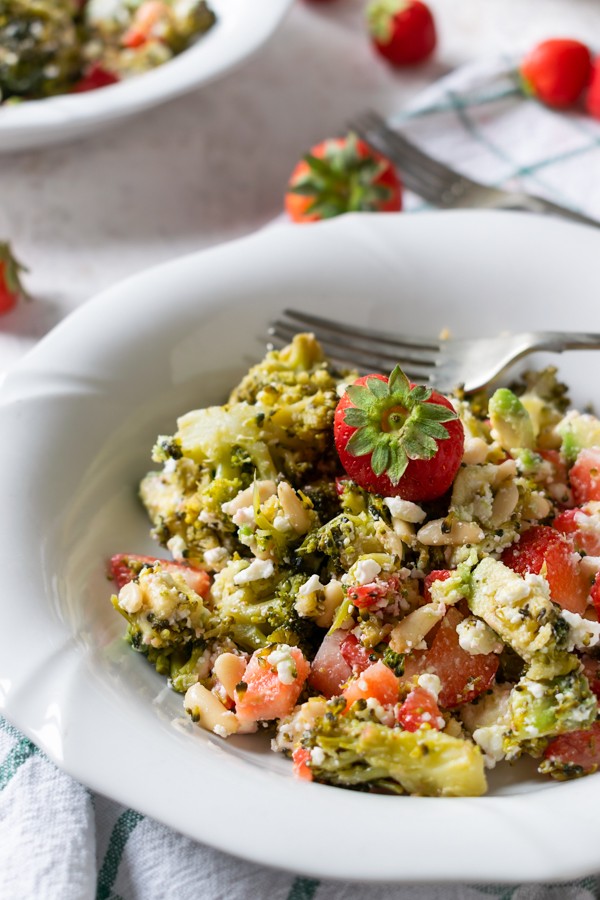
[0,242,30,315]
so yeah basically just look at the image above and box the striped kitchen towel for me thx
[3,58,600,900]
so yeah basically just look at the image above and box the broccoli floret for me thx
[557,410,600,465]
[506,671,597,747]
[468,557,574,671]
[510,366,570,449]
[211,561,320,654]
[0,1,82,101]
[227,334,348,483]
[111,562,217,680]
[299,511,385,574]
[292,702,486,796]
[488,388,535,453]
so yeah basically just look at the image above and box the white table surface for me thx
[1,0,600,371]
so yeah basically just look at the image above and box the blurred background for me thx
[1,0,599,364]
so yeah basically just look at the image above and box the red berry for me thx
[334,369,464,502]
[367,0,436,67]
[285,134,402,223]
[586,57,600,119]
[501,525,589,615]
[520,39,592,108]
[397,685,443,731]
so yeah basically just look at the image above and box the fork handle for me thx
[516,195,600,229]
[533,332,600,352]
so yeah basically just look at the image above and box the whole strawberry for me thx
[334,366,464,502]
[367,0,437,67]
[520,39,592,108]
[285,133,402,222]
[586,57,600,120]
[0,242,30,315]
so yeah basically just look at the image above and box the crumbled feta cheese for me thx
[232,505,255,527]
[203,546,229,568]
[456,616,503,656]
[472,725,506,768]
[497,579,531,606]
[273,515,292,532]
[561,609,600,651]
[118,581,144,614]
[354,558,382,585]
[417,673,442,700]
[522,679,545,700]
[383,497,426,524]
[267,647,297,685]
[166,535,187,561]
[298,574,325,596]
[311,747,325,766]
[233,559,274,585]
[213,724,229,739]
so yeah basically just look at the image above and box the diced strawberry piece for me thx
[72,64,119,93]
[423,569,452,603]
[590,574,600,620]
[347,573,400,609]
[292,747,313,781]
[539,448,568,485]
[343,660,400,709]
[581,655,600,701]
[554,506,600,556]
[309,630,352,698]
[501,525,588,615]
[543,721,600,776]
[340,633,372,673]
[235,647,310,726]
[109,553,210,596]
[571,448,600,505]
[397,685,444,732]
[402,607,499,709]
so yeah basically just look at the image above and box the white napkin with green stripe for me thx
[3,59,600,900]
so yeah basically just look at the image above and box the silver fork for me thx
[269,309,600,393]
[349,110,600,229]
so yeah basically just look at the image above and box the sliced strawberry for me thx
[581,654,600,701]
[501,525,588,615]
[571,449,600,505]
[309,630,352,698]
[542,721,600,777]
[109,553,210,597]
[590,574,600,620]
[340,633,372,673]
[423,569,452,603]
[347,573,401,609]
[402,607,499,709]
[292,747,313,781]
[343,660,400,709]
[397,685,444,732]
[235,647,310,726]
[72,64,119,93]
[554,506,600,556]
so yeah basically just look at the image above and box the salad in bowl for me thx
[0,0,216,103]
[108,331,600,797]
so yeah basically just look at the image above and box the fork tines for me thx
[268,309,440,381]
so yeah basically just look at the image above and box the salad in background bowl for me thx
[2,212,600,882]
[0,0,292,151]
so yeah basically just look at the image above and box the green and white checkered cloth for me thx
[3,59,600,900]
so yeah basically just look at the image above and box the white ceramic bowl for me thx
[2,212,600,883]
[0,0,292,153]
